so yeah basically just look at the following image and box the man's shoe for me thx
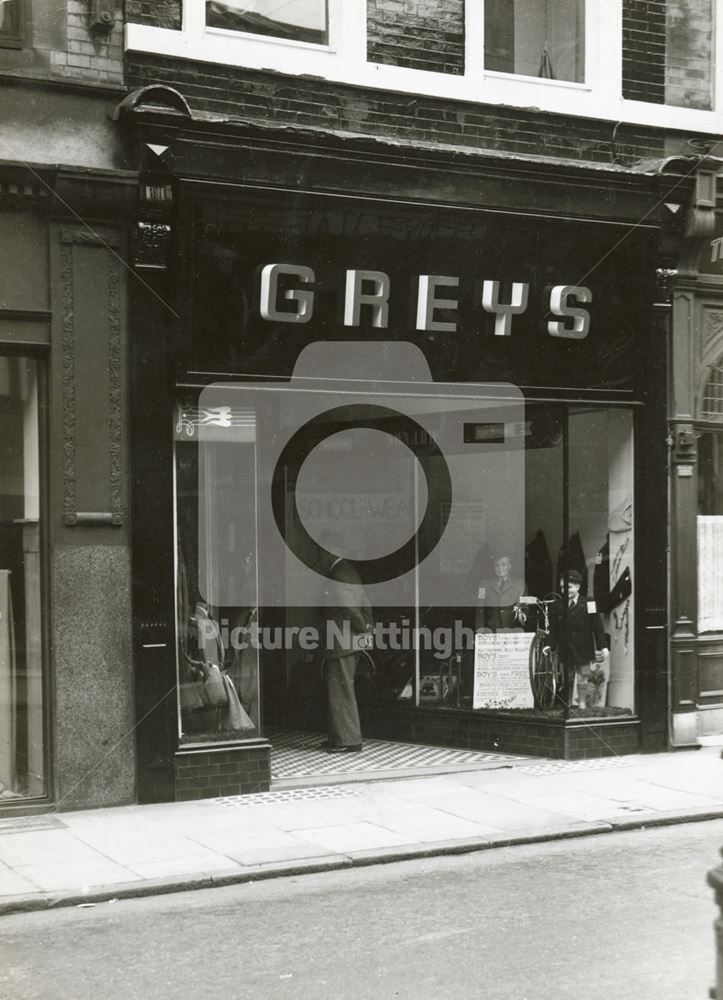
[326,744,362,754]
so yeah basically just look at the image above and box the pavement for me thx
[0,745,721,916]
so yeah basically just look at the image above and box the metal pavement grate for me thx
[216,786,360,806]
[516,757,637,776]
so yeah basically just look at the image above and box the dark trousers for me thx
[325,653,362,747]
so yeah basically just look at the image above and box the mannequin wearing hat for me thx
[544,569,609,710]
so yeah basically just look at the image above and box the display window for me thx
[0,355,45,799]
[174,399,261,743]
[403,405,634,720]
[206,0,329,45]
[484,0,585,83]
[173,389,636,741]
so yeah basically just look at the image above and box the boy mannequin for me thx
[545,569,609,710]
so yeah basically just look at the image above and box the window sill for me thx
[206,26,333,54]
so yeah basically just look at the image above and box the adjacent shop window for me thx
[0,0,21,49]
[206,0,329,45]
[484,0,585,82]
[0,356,44,799]
[174,399,260,743]
[698,431,723,633]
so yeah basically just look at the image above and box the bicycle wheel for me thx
[529,632,557,709]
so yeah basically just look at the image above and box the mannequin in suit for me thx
[545,569,609,709]
[477,555,527,631]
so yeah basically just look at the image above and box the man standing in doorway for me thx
[318,543,374,754]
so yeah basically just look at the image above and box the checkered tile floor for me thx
[269,729,520,780]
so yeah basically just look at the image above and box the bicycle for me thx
[518,594,564,710]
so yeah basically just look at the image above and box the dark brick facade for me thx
[622,0,667,104]
[174,744,271,800]
[126,52,685,166]
[367,0,465,76]
[126,0,182,31]
[363,706,640,760]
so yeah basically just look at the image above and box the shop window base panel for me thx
[174,741,271,801]
[360,705,641,761]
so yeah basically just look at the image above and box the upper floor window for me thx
[484,0,585,83]
[206,0,329,46]
[0,0,22,49]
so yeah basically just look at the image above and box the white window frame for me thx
[126,0,723,133]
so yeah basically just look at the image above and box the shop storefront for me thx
[669,213,723,747]
[128,124,670,802]
[0,163,134,816]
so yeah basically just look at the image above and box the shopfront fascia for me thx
[128,132,672,802]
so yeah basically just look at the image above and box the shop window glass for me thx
[0,0,21,49]
[484,0,585,83]
[174,398,260,742]
[431,405,635,720]
[566,409,634,716]
[206,0,329,45]
[0,356,44,799]
[697,432,723,632]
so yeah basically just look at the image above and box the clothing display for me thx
[525,529,552,598]
[557,532,588,593]
[592,536,611,612]
[478,575,527,630]
[548,593,607,670]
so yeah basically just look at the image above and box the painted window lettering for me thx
[258,264,592,338]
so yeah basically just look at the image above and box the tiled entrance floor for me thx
[269,729,522,786]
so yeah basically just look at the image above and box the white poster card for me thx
[473,631,535,710]
[698,515,723,632]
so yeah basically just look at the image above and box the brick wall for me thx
[367,0,465,76]
[58,0,124,85]
[126,0,183,31]
[174,745,271,800]
[665,0,713,110]
[127,52,677,165]
[364,704,641,759]
[0,1,124,86]
[622,0,666,104]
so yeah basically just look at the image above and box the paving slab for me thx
[0,747,719,915]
